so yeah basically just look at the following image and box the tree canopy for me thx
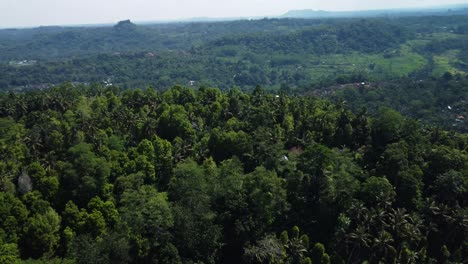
[0,83,466,263]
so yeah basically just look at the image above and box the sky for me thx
[0,0,467,28]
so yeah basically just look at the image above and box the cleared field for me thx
[372,44,426,76]
[305,32,468,80]
[307,41,427,79]
[432,49,466,76]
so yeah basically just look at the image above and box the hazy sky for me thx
[0,0,467,28]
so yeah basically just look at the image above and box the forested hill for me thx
[2,15,468,92]
[0,84,467,263]
[282,5,468,18]
[0,18,410,61]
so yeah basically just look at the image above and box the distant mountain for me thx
[282,4,468,18]
[282,10,342,18]
[114,20,137,31]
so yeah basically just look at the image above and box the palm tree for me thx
[14,95,28,119]
[388,208,410,241]
[398,247,419,264]
[284,239,308,264]
[23,129,44,156]
[370,207,389,232]
[0,98,16,117]
[349,202,370,223]
[346,225,372,263]
[244,234,285,264]
[371,230,396,262]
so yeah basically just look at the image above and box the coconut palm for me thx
[346,225,371,263]
[371,230,396,262]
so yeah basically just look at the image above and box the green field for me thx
[306,41,427,79]
[305,33,468,80]
[433,49,465,76]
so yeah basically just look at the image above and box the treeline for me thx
[207,20,410,54]
[0,83,467,263]
[418,36,468,54]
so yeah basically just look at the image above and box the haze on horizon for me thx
[1,0,467,28]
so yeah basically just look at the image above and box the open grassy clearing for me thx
[306,41,427,79]
[372,43,426,76]
[432,49,466,76]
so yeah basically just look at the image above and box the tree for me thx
[345,225,371,263]
[216,162,288,263]
[351,107,370,149]
[0,239,21,264]
[243,234,284,264]
[208,128,252,162]
[0,118,28,192]
[70,231,130,264]
[371,231,396,262]
[59,143,111,206]
[119,186,173,261]
[433,170,467,205]
[289,143,334,232]
[311,243,330,264]
[168,159,222,263]
[27,162,59,202]
[334,108,354,147]
[21,207,61,259]
[152,136,173,190]
[395,167,423,209]
[244,226,313,264]
[425,146,467,179]
[371,108,404,149]
[360,176,396,207]
[157,105,194,141]
[0,192,28,244]
[241,167,289,239]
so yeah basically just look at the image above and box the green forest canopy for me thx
[0,83,467,263]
